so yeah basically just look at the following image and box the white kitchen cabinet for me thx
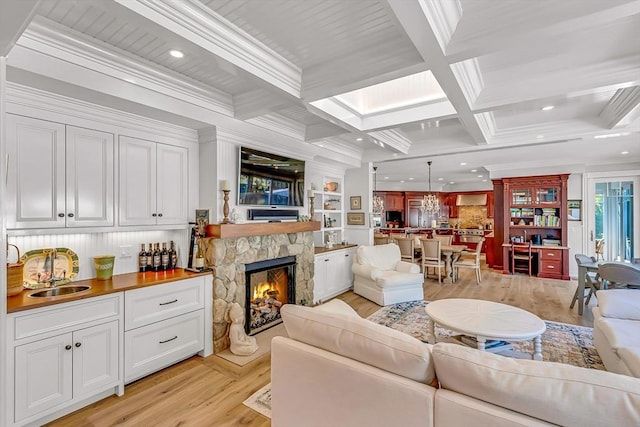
[124,276,207,383]
[313,246,356,303]
[5,115,114,229]
[8,294,122,426]
[118,135,188,226]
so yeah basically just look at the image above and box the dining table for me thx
[440,244,468,284]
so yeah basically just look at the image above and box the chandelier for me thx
[420,161,440,215]
[372,166,385,215]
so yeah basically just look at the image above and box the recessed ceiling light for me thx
[449,181,455,184]
[482,179,488,182]
[536,135,544,139]
[356,137,363,141]
[438,177,444,181]
[400,180,405,183]
[408,177,414,180]
[384,176,389,179]
[460,162,467,166]
[541,105,554,111]
[477,175,483,178]
[169,50,184,58]
[621,151,629,155]
[471,169,477,172]
[392,153,399,157]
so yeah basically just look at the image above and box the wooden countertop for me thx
[314,244,358,255]
[7,268,213,314]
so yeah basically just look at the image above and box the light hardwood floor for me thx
[47,264,593,427]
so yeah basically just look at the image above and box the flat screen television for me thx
[238,147,305,206]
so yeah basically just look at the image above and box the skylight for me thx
[334,71,447,115]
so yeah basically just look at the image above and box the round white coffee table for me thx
[425,298,546,360]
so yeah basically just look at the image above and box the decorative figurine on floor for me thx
[226,302,258,356]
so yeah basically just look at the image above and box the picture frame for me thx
[347,212,366,225]
[567,200,581,221]
[350,195,362,210]
[195,209,210,224]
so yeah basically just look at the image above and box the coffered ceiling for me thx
[3,0,640,190]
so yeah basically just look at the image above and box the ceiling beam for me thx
[600,85,640,129]
[386,0,489,145]
[0,0,40,56]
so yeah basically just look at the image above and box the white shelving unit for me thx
[311,176,344,247]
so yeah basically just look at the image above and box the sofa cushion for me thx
[377,270,424,288]
[432,343,640,426]
[280,303,435,384]
[597,289,640,320]
[596,317,640,350]
[618,347,640,377]
[313,299,359,317]
[357,244,399,271]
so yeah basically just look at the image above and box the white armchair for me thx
[352,244,424,306]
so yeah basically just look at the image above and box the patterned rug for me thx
[367,300,604,370]
[243,300,604,418]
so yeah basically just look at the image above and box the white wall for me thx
[344,163,372,246]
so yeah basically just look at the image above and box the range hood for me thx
[456,194,487,206]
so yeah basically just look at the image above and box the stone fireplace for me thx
[202,223,317,353]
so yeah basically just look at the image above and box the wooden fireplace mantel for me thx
[205,221,321,238]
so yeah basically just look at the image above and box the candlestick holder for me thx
[309,195,315,219]
[222,189,231,223]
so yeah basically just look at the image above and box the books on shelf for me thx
[456,335,513,353]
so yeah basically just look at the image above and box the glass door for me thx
[586,173,638,262]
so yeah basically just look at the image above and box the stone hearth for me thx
[203,231,315,353]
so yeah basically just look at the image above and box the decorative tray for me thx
[19,247,79,289]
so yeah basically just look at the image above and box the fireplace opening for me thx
[245,256,296,336]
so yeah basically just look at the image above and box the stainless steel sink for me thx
[28,285,91,298]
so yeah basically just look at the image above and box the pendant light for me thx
[372,166,385,215]
[420,161,440,215]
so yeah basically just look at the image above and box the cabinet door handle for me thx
[345,254,349,257]
[75,342,82,347]
[158,213,163,217]
[159,299,178,306]
[159,336,178,344]
[324,259,329,262]
[58,213,65,218]
[152,213,157,217]
[65,344,72,350]
[67,213,74,218]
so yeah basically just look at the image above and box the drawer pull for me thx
[159,299,178,306]
[65,345,72,350]
[547,265,555,269]
[159,335,178,344]
[547,253,556,257]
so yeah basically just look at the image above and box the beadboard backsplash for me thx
[8,230,189,281]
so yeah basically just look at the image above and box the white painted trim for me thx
[600,86,640,129]
[1,55,9,427]
[450,58,484,107]
[367,129,412,154]
[6,83,198,146]
[19,17,233,116]
[217,128,313,161]
[246,114,306,141]
[114,0,301,97]
[417,0,463,54]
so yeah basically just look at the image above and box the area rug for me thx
[243,382,272,418]
[366,300,605,370]
[243,300,605,419]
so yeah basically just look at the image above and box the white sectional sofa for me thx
[272,299,640,427]
[593,289,640,377]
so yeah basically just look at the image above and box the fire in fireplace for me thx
[245,256,296,335]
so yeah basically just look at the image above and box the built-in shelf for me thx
[205,221,321,238]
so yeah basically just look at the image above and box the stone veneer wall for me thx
[202,231,315,353]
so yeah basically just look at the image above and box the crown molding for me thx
[115,0,301,97]
[451,58,484,108]
[367,129,412,154]
[18,16,233,116]
[600,85,640,129]
[246,114,306,141]
[474,111,496,143]
[216,127,314,161]
[6,82,199,144]
[198,126,217,144]
[416,0,463,54]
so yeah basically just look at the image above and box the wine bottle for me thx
[138,243,147,272]
[194,239,204,269]
[161,242,169,270]
[169,240,178,269]
[153,243,161,272]
[147,243,154,270]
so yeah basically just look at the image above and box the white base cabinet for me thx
[7,295,122,426]
[313,246,357,303]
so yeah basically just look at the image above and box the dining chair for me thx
[570,254,602,309]
[420,239,444,283]
[454,238,484,285]
[598,262,640,288]
[510,242,533,276]
[433,235,453,246]
[393,236,417,263]
[373,235,389,245]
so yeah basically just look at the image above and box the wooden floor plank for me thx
[47,263,591,426]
